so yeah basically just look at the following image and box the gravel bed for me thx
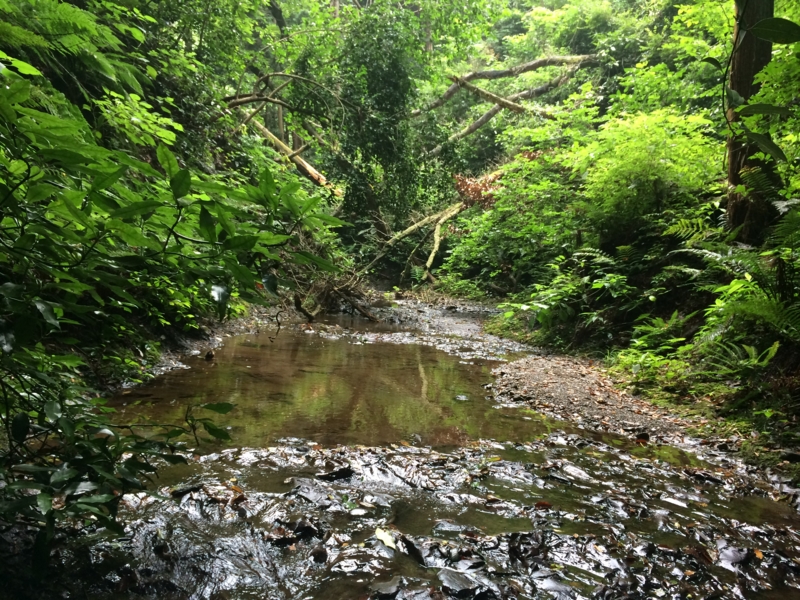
[492,354,700,442]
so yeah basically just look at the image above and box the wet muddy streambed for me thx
[62,310,800,598]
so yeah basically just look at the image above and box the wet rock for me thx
[14,438,800,600]
[169,483,203,497]
[371,576,403,599]
[310,545,328,563]
[438,569,479,597]
[317,466,355,481]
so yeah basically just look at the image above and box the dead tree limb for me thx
[294,293,315,322]
[287,144,309,159]
[240,80,293,126]
[423,202,464,280]
[359,201,464,274]
[411,55,595,117]
[228,94,295,111]
[400,226,435,284]
[425,70,573,158]
[251,121,343,196]
[450,77,525,113]
[333,289,379,321]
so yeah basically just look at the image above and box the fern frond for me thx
[770,209,800,250]
[741,167,779,200]
[664,218,721,244]
[573,247,615,264]
[0,21,49,50]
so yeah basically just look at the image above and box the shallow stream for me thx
[46,310,800,599]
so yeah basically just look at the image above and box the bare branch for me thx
[411,55,596,117]
[424,202,465,280]
[227,94,295,110]
[425,70,572,158]
[251,121,343,196]
[287,144,310,158]
[359,201,465,274]
[450,77,525,113]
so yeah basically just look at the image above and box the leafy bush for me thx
[0,44,341,546]
[565,109,721,249]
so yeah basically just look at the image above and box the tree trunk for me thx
[276,105,285,143]
[726,0,775,243]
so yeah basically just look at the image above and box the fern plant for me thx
[0,0,145,96]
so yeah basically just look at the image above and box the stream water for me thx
[34,313,800,599]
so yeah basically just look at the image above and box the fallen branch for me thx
[400,226,435,284]
[425,70,572,158]
[450,77,526,113]
[359,201,464,274]
[287,144,309,159]
[239,80,292,126]
[411,55,595,117]
[293,293,315,322]
[423,202,464,280]
[251,121,342,196]
[227,94,295,111]
[333,289,379,321]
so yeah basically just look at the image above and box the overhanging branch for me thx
[411,55,595,117]
[425,70,573,158]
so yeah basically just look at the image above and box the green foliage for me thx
[0,0,346,546]
[566,109,721,249]
[338,3,419,220]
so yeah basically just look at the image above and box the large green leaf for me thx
[292,250,337,272]
[202,421,231,441]
[156,144,180,178]
[198,206,217,243]
[170,169,192,199]
[738,103,791,117]
[110,201,165,219]
[745,130,787,162]
[750,18,800,44]
[34,299,60,329]
[91,166,129,192]
[222,235,258,251]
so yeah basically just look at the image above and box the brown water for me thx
[113,328,553,448]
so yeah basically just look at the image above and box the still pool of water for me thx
[113,328,554,447]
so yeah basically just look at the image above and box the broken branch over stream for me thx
[411,54,595,117]
[360,201,466,276]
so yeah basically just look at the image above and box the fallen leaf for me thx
[375,527,396,550]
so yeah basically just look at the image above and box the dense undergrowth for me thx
[0,0,349,554]
[430,2,800,458]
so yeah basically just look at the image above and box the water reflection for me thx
[113,330,549,447]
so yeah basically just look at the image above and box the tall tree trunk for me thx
[726,0,775,243]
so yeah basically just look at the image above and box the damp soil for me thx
[5,301,800,600]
